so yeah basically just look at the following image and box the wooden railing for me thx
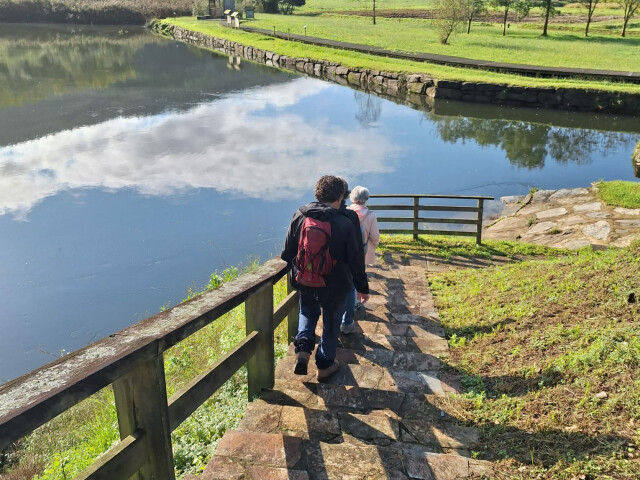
[368,194,494,244]
[0,258,298,480]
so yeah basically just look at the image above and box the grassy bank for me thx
[597,180,640,209]
[380,234,640,477]
[0,261,291,480]
[159,18,640,94]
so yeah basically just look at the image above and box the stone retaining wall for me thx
[153,22,640,116]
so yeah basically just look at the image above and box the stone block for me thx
[245,467,309,480]
[335,66,349,76]
[563,88,598,110]
[433,87,462,100]
[538,89,563,106]
[433,79,461,89]
[313,63,322,76]
[215,431,303,469]
[304,62,314,75]
[201,456,244,480]
[326,65,336,77]
[408,82,426,94]
[386,79,399,93]
[347,72,362,85]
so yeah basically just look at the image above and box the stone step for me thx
[259,379,461,416]
[209,429,492,480]
[237,401,480,453]
[275,356,444,394]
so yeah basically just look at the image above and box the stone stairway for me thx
[189,253,492,480]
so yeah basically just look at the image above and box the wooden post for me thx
[476,198,485,245]
[287,276,299,343]
[112,353,175,480]
[413,196,419,241]
[246,283,274,399]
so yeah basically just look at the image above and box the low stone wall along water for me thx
[153,23,640,116]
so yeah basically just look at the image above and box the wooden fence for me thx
[0,193,493,478]
[368,194,494,244]
[0,258,298,480]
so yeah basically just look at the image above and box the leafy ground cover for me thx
[242,13,639,71]
[421,237,640,478]
[597,180,640,209]
[160,18,640,93]
[0,261,291,480]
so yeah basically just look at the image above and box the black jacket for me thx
[281,201,369,296]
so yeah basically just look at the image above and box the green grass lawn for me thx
[379,235,640,477]
[597,180,640,209]
[241,13,640,72]
[296,0,432,14]
[161,18,640,93]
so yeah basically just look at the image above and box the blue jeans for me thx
[294,288,348,369]
[341,286,357,326]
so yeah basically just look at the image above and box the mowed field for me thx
[245,12,640,72]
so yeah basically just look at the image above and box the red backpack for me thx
[293,217,336,288]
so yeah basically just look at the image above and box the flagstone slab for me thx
[611,233,639,248]
[582,220,611,241]
[279,406,341,441]
[238,402,282,433]
[340,411,401,441]
[614,207,640,215]
[536,207,568,219]
[573,202,602,212]
[215,431,303,469]
[245,466,310,480]
[200,456,245,480]
[404,449,469,480]
[524,221,557,235]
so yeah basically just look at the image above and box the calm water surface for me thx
[1,24,638,382]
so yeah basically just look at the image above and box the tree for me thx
[464,0,487,34]
[492,0,530,36]
[433,0,469,44]
[538,0,558,36]
[261,0,279,13]
[581,0,600,36]
[617,0,640,36]
[279,0,305,14]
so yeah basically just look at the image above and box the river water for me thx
[1,24,638,383]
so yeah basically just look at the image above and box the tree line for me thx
[432,0,639,43]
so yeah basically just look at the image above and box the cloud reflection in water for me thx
[0,78,396,218]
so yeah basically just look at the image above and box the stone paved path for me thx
[188,253,492,480]
[485,185,640,250]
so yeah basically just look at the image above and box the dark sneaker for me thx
[294,351,310,375]
[317,360,340,383]
[340,321,356,334]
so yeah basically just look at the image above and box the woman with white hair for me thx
[341,185,380,334]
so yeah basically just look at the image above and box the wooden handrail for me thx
[369,194,493,244]
[0,258,298,479]
[0,192,492,478]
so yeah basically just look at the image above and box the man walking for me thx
[281,175,369,382]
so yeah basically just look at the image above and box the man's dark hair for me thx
[314,175,344,204]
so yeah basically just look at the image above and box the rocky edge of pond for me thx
[152,22,640,116]
[485,185,640,250]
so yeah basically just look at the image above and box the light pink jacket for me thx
[349,204,380,265]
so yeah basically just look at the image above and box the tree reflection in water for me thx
[432,116,629,170]
[354,91,383,128]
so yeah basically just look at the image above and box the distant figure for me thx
[341,185,380,334]
[281,175,369,382]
